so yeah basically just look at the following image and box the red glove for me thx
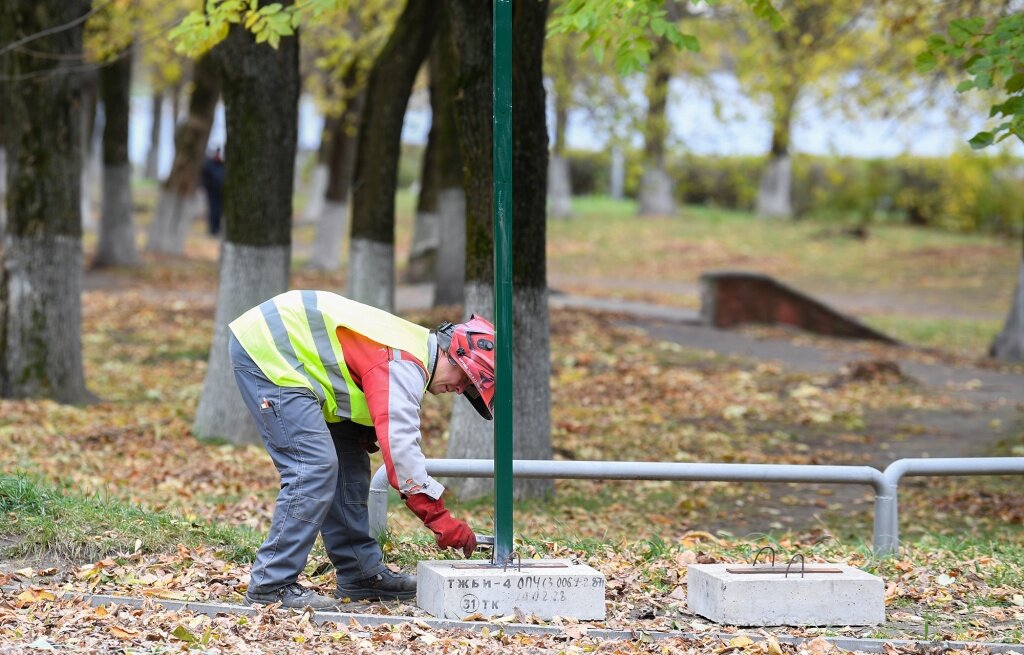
[405,493,477,557]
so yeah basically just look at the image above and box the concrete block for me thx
[417,560,605,621]
[686,563,884,626]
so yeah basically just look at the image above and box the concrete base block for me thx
[686,563,884,626]
[417,560,605,621]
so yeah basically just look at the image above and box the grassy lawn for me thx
[546,196,1019,356]
[0,474,259,566]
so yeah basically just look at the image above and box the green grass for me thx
[552,196,1015,293]
[0,473,261,565]
[864,315,1007,356]
[542,195,1020,359]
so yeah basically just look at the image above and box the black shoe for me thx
[336,570,417,601]
[245,582,338,610]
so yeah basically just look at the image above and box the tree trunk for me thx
[444,0,552,500]
[309,90,362,271]
[548,155,572,219]
[989,252,1024,362]
[0,147,6,234]
[547,95,572,218]
[756,83,798,219]
[170,82,182,127]
[510,0,552,498]
[610,146,624,199]
[404,67,440,284]
[192,6,299,444]
[80,70,100,232]
[144,89,163,180]
[638,43,675,217]
[148,52,221,255]
[0,79,6,232]
[443,0,496,498]
[348,0,436,312]
[300,118,332,224]
[407,28,466,290]
[430,16,466,306]
[93,44,139,268]
[1,0,92,403]
[755,151,792,218]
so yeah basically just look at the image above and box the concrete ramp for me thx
[700,271,898,344]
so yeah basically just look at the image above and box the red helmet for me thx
[436,315,496,420]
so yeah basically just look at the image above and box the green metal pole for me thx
[492,0,514,564]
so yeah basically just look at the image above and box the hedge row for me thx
[565,149,1024,234]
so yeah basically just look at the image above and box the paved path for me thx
[638,321,1024,407]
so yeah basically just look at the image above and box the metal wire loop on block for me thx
[751,545,777,568]
[785,553,806,578]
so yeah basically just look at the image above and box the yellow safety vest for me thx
[229,290,431,425]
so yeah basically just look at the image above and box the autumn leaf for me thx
[142,588,189,600]
[804,636,837,655]
[728,635,754,649]
[563,624,589,639]
[16,588,56,605]
[108,625,140,640]
[170,624,199,643]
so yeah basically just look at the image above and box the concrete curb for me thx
[3,585,1021,653]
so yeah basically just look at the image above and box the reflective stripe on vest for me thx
[229,290,431,425]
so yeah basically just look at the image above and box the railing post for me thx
[872,479,899,556]
[369,466,391,538]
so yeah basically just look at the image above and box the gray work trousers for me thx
[230,335,385,592]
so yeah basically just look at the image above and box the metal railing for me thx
[368,457,1024,555]
[873,457,1024,553]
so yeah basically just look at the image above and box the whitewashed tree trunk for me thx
[348,237,394,312]
[444,283,552,500]
[547,154,572,218]
[308,199,348,271]
[80,129,102,232]
[509,284,552,499]
[433,187,465,307]
[3,0,92,403]
[756,153,793,218]
[193,243,290,444]
[301,162,329,224]
[3,235,90,402]
[990,259,1024,362]
[144,92,163,180]
[638,167,676,216]
[93,163,137,265]
[610,147,624,200]
[405,208,440,282]
[147,52,221,255]
[444,282,494,499]
[148,190,202,254]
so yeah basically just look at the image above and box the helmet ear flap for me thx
[435,321,455,353]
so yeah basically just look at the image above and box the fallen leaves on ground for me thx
[1,590,1014,655]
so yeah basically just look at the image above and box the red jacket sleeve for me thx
[339,328,444,499]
